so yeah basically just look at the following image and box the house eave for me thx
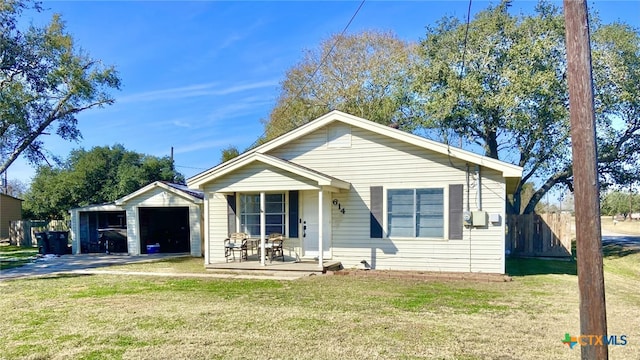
[115,181,203,206]
[187,153,350,191]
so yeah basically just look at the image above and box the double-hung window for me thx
[240,193,285,236]
[387,188,444,238]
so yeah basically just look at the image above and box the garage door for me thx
[139,207,190,254]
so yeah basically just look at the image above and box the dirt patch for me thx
[332,269,512,282]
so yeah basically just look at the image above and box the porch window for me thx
[387,188,444,238]
[240,193,285,236]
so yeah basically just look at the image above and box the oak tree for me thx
[413,0,640,214]
[259,30,420,143]
[22,145,183,219]
[0,0,120,175]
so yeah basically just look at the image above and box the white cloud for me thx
[172,138,245,155]
[117,80,278,104]
[171,120,192,128]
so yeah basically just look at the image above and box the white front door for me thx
[301,190,330,258]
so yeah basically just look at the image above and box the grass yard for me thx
[0,245,38,271]
[1,252,639,359]
[601,216,640,235]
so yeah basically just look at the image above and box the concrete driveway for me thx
[0,253,189,281]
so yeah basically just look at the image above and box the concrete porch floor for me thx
[206,253,342,273]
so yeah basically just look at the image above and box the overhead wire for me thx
[445,0,473,148]
[445,0,474,172]
[246,0,366,150]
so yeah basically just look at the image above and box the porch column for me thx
[204,193,210,264]
[260,191,266,266]
[318,189,323,270]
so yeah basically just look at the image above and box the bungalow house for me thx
[187,111,522,274]
[69,181,203,257]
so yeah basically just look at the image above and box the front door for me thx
[301,191,331,258]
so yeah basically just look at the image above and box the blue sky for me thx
[7,0,640,185]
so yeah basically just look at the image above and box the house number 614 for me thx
[332,199,346,214]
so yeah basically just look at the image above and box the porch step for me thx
[205,269,316,279]
[206,260,342,274]
[324,261,344,272]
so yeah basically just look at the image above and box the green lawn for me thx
[1,249,639,360]
[0,245,38,270]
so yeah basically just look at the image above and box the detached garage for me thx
[70,181,203,257]
[115,181,203,257]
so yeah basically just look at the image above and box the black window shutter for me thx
[288,191,299,237]
[370,186,383,238]
[226,193,237,236]
[449,184,464,240]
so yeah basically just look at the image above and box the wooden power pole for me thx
[563,1,608,359]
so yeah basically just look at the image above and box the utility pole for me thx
[170,146,175,183]
[563,1,608,359]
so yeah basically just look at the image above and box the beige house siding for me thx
[121,187,202,257]
[205,191,229,263]
[207,162,319,193]
[0,194,22,239]
[266,123,507,273]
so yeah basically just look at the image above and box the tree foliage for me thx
[601,191,640,219]
[0,0,120,174]
[413,0,640,214]
[22,145,184,219]
[592,22,640,187]
[259,30,420,143]
[220,145,240,163]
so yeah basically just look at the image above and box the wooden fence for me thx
[506,213,573,257]
[9,220,69,247]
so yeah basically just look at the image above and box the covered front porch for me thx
[206,253,343,273]
[196,153,351,270]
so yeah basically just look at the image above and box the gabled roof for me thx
[115,181,203,206]
[188,153,350,190]
[187,110,523,188]
[69,202,122,212]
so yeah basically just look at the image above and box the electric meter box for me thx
[472,211,487,227]
[463,211,473,226]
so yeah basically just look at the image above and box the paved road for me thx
[602,232,640,247]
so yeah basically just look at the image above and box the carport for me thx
[69,203,126,254]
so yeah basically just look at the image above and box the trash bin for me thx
[35,232,48,254]
[47,231,69,255]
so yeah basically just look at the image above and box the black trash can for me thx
[47,231,70,255]
[35,232,48,254]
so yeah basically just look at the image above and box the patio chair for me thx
[225,232,248,262]
[268,233,285,263]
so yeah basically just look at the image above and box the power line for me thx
[444,0,473,147]
[175,164,208,170]
[247,0,367,150]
